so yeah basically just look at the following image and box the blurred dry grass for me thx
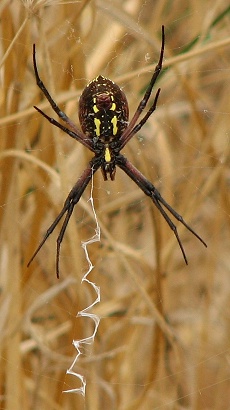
[0,0,230,409]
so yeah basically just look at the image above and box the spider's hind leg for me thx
[27,158,101,278]
[27,203,70,277]
[117,155,207,263]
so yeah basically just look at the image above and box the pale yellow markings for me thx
[111,116,118,135]
[94,118,101,136]
[93,97,99,113]
[105,147,111,162]
[110,95,117,132]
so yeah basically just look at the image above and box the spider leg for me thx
[32,44,93,150]
[34,106,93,152]
[27,203,69,274]
[117,155,207,263]
[119,88,161,150]
[120,25,164,148]
[56,202,75,278]
[27,158,101,278]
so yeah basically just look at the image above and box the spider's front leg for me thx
[32,44,93,151]
[27,158,101,278]
[117,155,207,263]
[119,25,164,150]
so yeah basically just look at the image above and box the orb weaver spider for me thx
[27,26,207,278]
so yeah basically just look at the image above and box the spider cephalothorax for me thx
[27,26,206,278]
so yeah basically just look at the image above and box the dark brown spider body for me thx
[28,26,207,278]
[79,75,129,180]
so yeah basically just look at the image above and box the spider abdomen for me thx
[79,75,129,143]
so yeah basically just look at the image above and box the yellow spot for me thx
[111,116,118,135]
[110,102,116,111]
[94,118,101,136]
[93,105,99,113]
[93,97,99,113]
[105,147,111,162]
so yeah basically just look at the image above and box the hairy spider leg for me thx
[117,155,207,263]
[120,26,164,149]
[120,88,161,151]
[33,106,94,152]
[33,45,93,151]
[27,159,101,278]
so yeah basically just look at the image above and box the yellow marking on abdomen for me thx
[110,102,116,111]
[93,97,99,113]
[94,118,101,136]
[105,147,111,162]
[111,116,118,135]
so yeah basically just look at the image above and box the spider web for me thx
[63,170,101,395]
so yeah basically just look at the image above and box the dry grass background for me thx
[0,0,230,409]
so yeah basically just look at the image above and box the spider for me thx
[27,26,207,278]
